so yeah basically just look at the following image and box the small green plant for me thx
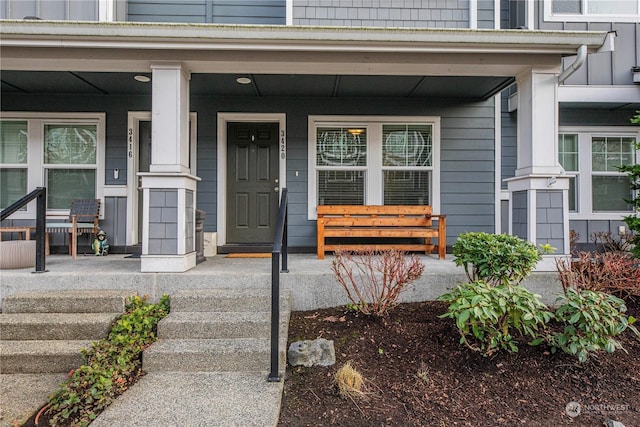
[452,232,541,286]
[438,280,553,356]
[547,289,639,363]
[332,249,424,317]
[47,295,170,427]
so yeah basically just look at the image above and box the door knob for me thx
[274,187,279,192]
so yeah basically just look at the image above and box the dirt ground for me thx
[278,299,640,427]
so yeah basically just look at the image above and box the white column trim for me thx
[494,94,502,233]
[469,0,478,29]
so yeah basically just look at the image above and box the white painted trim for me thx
[103,186,127,197]
[494,0,500,29]
[307,115,441,221]
[527,0,535,30]
[127,111,150,246]
[0,112,105,220]
[286,0,293,25]
[470,0,478,29]
[558,86,640,103]
[216,113,287,247]
[98,0,115,22]
[126,111,198,246]
[543,0,640,23]
[141,252,197,273]
[494,94,502,233]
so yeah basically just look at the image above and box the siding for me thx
[292,0,471,28]
[536,3,640,86]
[127,0,286,24]
[0,0,98,20]
[3,92,496,249]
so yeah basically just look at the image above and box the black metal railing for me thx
[268,188,289,382]
[0,187,47,272]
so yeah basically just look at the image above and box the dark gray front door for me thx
[226,122,279,244]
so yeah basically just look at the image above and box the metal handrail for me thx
[0,187,47,272]
[268,188,288,382]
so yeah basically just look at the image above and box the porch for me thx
[0,253,564,309]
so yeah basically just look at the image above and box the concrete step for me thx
[158,311,271,339]
[1,290,137,314]
[0,312,119,341]
[0,340,91,373]
[142,338,288,372]
[169,289,283,312]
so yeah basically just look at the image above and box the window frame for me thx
[544,0,640,23]
[308,115,440,220]
[559,126,639,220]
[0,112,105,219]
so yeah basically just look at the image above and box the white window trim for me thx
[560,126,639,221]
[1,112,105,220]
[544,0,640,23]
[308,115,441,220]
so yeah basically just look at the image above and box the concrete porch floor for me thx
[0,253,565,309]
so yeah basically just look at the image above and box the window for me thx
[558,134,578,212]
[0,113,105,218]
[0,120,28,209]
[309,116,440,219]
[559,128,638,219]
[546,0,639,22]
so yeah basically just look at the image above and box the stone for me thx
[287,339,335,367]
[604,419,625,427]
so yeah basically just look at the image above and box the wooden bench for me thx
[316,205,446,260]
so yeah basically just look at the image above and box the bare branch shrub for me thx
[556,251,640,299]
[331,249,425,317]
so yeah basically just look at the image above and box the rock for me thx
[287,339,335,367]
[603,419,625,427]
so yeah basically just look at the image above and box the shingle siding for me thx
[293,0,472,28]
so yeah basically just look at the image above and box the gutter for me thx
[557,31,616,84]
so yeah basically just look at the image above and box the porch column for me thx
[506,68,570,269]
[140,62,200,273]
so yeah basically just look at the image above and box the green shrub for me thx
[452,232,541,286]
[438,280,553,356]
[47,294,170,427]
[548,289,638,363]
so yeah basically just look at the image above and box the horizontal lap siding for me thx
[3,93,496,249]
[0,0,98,20]
[127,0,285,24]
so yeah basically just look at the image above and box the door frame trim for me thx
[126,111,197,246]
[217,113,287,246]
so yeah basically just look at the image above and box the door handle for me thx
[274,187,279,192]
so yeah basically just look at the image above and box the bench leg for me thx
[438,217,446,260]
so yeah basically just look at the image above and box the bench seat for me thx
[317,205,446,260]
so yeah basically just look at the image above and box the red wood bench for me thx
[316,205,446,260]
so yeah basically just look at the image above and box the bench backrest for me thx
[317,205,434,227]
[69,198,100,226]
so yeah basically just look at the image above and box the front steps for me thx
[0,290,135,374]
[143,289,290,373]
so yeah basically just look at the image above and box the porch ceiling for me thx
[0,71,514,100]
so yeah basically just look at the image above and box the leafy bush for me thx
[452,232,541,286]
[332,249,424,317]
[548,289,639,363]
[47,294,170,427]
[556,251,640,299]
[619,111,640,258]
[438,280,553,356]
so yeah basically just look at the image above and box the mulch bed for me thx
[278,299,640,427]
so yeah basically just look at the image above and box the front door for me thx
[226,122,279,244]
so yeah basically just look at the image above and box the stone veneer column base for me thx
[141,252,197,273]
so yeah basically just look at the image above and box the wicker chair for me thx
[46,199,101,259]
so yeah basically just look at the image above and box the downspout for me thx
[557,44,587,84]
